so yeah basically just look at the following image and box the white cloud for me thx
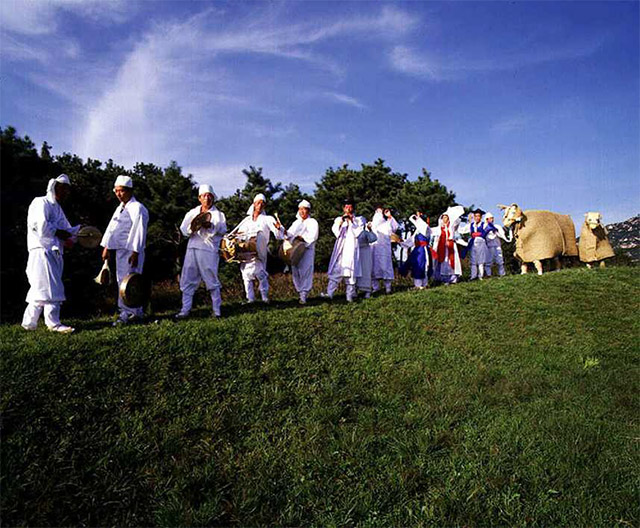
[389,45,444,81]
[184,163,248,198]
[0,34,50,63]
[0,0,132,35]
[390,34,606,81]
[323,92,367,110]
[70,5,414,167]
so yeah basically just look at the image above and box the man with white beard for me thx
[371,207,399,294]
[322,199,364,302]
[22,174,81,333]
[101,175,149,325]
[234,193,283,304]
[175,184,227,318]
[282,200,319,304]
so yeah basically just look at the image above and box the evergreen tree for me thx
[216,166,283,231]
[40,141,52,161]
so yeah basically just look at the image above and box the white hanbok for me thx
[22,180,80,329]
[286,215,319,302]
[371,211,398,292]
[234,212,282,302]
[356,221,377,297]
[101,196,149,319]
[326,215,364,301]
[485,224,511,277]
[178,205,227,315]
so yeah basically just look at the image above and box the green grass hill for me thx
[1,267,638,526]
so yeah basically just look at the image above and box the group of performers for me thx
[21,175,512,332]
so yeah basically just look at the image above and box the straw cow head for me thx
[585,212,603,231]
[497,203,523,228]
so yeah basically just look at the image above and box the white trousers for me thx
[470,240,487,280]
[327,277,357,302]
[470,263,485,280]
[22,302,62,329]
[372,279,392,293]
[485,246,505,277]
[25,248,65,303]
[115,249,145,319]
[240,259,269,302]
[23,248,66,329]
[179,248,222,314]
[292,248,314,301]
[356,246,373,293]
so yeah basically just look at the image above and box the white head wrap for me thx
[198,184,215,198]
[485,211,495,220]
[439,205,465,235]
[56,174,71,185]
[46,174,71,202]
[295,199,312,220]
[247,193,267,215]
[440,205,464,224]
[114,175,133,189]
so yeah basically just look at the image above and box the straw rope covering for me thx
[579,222,615,263]
[514,210,578,262]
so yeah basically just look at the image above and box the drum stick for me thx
[274,212,288,236]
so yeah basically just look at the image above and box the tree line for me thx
[1,126,458,320]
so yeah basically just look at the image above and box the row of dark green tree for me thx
[1,126,462,320]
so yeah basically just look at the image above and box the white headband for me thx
[198,184,215,197]
[114,175,133,188]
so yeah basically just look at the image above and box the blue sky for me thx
[2,0,638,225]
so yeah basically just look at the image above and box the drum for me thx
[77,226,102,248]
[278,236,306,266]
[220,235,258,263]
[190,211,211,233]
[390,233,402,244]
[119,272,149,308]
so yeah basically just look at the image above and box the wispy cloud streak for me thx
[71,5,415,166]
[390,34,607,81]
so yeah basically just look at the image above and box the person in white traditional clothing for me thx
[22,174,81,333]
[323,199,364,302]
[175,184,227,319]
[100,175,149,325]
[431,205,465,285]
[282,199,319,304]
[458,208,489,280]
[234,193,283,304]
[483,212,511,277]
[355,219,377,299]
[371,207,399,294]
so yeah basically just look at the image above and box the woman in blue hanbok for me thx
[400,212,432,289]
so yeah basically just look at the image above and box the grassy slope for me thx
[1,268,638,527]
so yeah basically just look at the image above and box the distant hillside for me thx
[606,214,640,261]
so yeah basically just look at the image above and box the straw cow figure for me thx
[579,212,615,268]
[498,204,578,275]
